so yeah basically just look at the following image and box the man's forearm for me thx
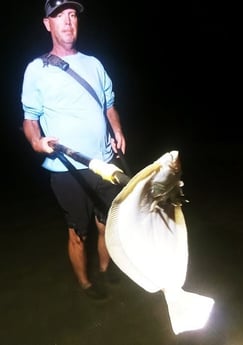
[106,107,123,134]
[22,119,43,151]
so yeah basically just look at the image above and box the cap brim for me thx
[46,2,84,17]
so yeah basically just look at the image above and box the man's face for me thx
[43,8,79,47]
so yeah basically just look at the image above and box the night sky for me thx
[2,0,237,195]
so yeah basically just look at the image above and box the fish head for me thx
[147,151,186,210]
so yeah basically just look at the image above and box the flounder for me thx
[105,150,214,335]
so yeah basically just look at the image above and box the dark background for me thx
[1,1,242,345]
[2,0,239,208]
[3,0,238,172]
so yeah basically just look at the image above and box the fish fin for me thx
[174,206,187,227]
[163,288,215,335]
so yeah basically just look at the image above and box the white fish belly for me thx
[105,176,188,293]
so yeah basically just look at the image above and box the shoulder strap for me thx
[41,53,102,108]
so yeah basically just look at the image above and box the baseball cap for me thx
[45,0,84,17]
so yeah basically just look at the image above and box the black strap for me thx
[41,53,102,107]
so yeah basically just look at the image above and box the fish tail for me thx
[163,288,215,335]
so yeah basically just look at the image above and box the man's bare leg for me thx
[68,228,91,288]
[68,227,108,299]
[95,217,120,284]
[95,217,110,272]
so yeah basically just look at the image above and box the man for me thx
[21,0,126,300]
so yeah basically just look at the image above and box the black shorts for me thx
[50,168,123,237]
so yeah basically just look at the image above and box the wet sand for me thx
[1,138,242,345]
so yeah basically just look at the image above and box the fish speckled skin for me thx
[105,150,214,335]
[146,151,186,210]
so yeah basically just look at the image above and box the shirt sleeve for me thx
[21,59,44,120]
[92,56,115,109]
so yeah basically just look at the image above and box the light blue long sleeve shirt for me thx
[21,52,115,171]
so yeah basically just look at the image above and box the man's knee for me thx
[68,228,87,243]
[95,217,106,235]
